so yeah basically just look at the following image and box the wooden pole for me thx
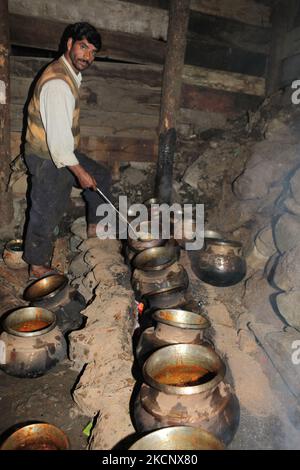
[266,0,299,96]
[159,0,191,134]
[0,0,14,229]
[155,0,190,204]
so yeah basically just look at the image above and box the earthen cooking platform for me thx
[0,217,299,449]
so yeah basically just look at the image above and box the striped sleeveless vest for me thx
[26,57,80,160]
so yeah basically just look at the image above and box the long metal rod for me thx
[95,187,138,237]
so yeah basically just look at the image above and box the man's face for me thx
[66,37,97,73]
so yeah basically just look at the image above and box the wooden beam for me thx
[190,0,270,28]
[182,65,265,97]
[188,10,271,55]
[0,0,14,226]
[8,0,169,40]
[119,0,271,27]
[185,38,266,77]
[9,13,268,77]
[79,136,158,162]
[9,14,166,65]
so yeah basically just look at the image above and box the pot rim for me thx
[5,238,24,252]
[132,246,178,271]
[128,425,224,450]
[143,343,225,395]
[205,238,242,248]
[153,309,210,330]
[2,306,57,337]
[23,273,68,302]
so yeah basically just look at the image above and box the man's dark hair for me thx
[59,22,101,54]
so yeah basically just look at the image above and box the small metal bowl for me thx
[153,309,210,330]
[132,245,179,271]
[2,306,57,338]
[0,423,70,450]
[129,426,224,450]
[23,274,68,302]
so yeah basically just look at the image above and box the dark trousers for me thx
[23,151,111,266]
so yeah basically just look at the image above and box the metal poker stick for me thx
[95,187,138,238]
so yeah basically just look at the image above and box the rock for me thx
[84,248,123,269]
[265,118,299,144]
[273,246,300,291]
[78,238,121,253]
[129,162,155,171]
[290,167,300,205]
[283,196,300,216]
[249,324,300,399]
[233,142,300,200]
[274,212,300,253]
[246,246,269,273]
[255,225,276,258]
[70,216,87,240]
[183,158,200,189]
[243,270,283,328]
[69,252,90,279]
[238,329,258,355]
[276,289,300,331]
[122,167,148,185]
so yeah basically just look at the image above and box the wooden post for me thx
[0,0,14,229]
[155,0,190,204]
[266,0,299,95]
[159,0,191,134]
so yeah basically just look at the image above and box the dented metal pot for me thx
[0,307,67,378]
[136,309,211,365]
[133,343,239,446]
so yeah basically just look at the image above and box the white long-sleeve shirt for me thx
[39,55,82,168]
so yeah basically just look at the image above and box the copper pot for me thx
[132,262,189,299]
[2,239,27,270]
[142,285,188,310]
[192,238,246,286]
[0,307,67,378]
[0,423,69,450]
[136,309,211,365]
[133,343,239,446]
[23,274,68,303]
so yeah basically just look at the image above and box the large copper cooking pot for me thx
[136,309,211,365]
[0,307,67,378]
[133,343,239,446]
[0,423,69,450]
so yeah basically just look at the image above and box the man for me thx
[23,22,111,280]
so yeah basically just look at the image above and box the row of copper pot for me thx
[126,226,240,449]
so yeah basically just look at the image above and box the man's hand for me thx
[68,164,97,190]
